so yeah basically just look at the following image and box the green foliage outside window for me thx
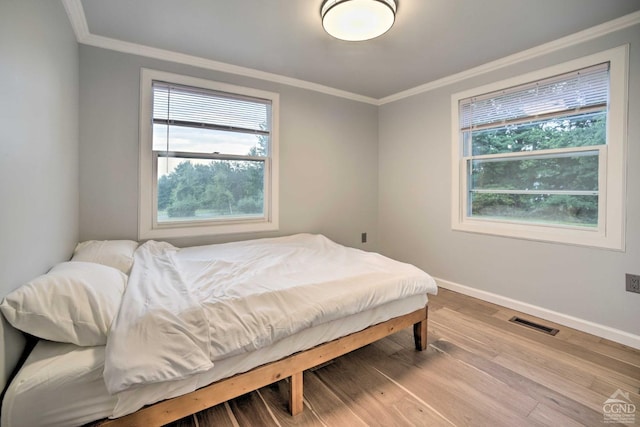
[157,137,267,221]
[468,112,605,226]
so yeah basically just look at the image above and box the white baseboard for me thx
[434,277,640,350]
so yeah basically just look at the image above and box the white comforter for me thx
[104,234,437,394]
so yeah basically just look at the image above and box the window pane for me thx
[470,152,599,192]
[153,124,267,156]
[157,157,264,223]
[470,193,598,226]
[465,111,605,156]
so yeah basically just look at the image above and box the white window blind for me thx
[152,82,271,140]
[459,63,610,131]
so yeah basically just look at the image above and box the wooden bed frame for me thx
[99,304,429,427]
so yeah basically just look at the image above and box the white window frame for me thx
[139,69,279,240]
[451,45,628,250]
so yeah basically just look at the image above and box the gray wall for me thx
[78,46,379,250]
[378,25,640,337]
[0,0,79,389]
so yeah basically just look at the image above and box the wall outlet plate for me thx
[626,274,640,294]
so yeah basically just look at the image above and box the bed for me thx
[1,234,437,427]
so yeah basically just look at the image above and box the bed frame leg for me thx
[288,371,304,415]
[413,306,428,351]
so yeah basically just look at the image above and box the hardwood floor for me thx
[164,289,639,426]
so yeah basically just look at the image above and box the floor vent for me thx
[509,316,559,336]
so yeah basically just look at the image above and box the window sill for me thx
[139,219,279,240]
[452,218,624,251]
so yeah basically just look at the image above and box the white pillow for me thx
[0,261,126,346]
[72,240,138,274]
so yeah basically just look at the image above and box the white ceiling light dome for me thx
[321,0,397,42]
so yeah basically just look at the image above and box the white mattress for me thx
[2,294,427,427]
[1,342,116,427]
[106,235,436,394]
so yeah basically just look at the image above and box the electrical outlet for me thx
[361,232,367,243]
[626,274,640,294]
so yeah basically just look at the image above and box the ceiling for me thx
[76,0,640,100]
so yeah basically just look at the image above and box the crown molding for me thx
[62,0,639,106]
[60,0,378,105]
[379,10,640,104]
[82,32,379,105]
[61,0,89,41]
[82,32,378,105]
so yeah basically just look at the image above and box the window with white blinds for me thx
[152,82,271,141]
[139,69,279,239]
[451,46,628,250]
[459,63,609,132]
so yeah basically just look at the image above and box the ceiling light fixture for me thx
[321,0,397,42]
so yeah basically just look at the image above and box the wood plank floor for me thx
[162,289,640,426]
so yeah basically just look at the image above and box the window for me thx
[451,46,627,250]
[139,69,279,239]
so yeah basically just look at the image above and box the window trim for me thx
[139,68,279,240]
[451,45,628,250]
